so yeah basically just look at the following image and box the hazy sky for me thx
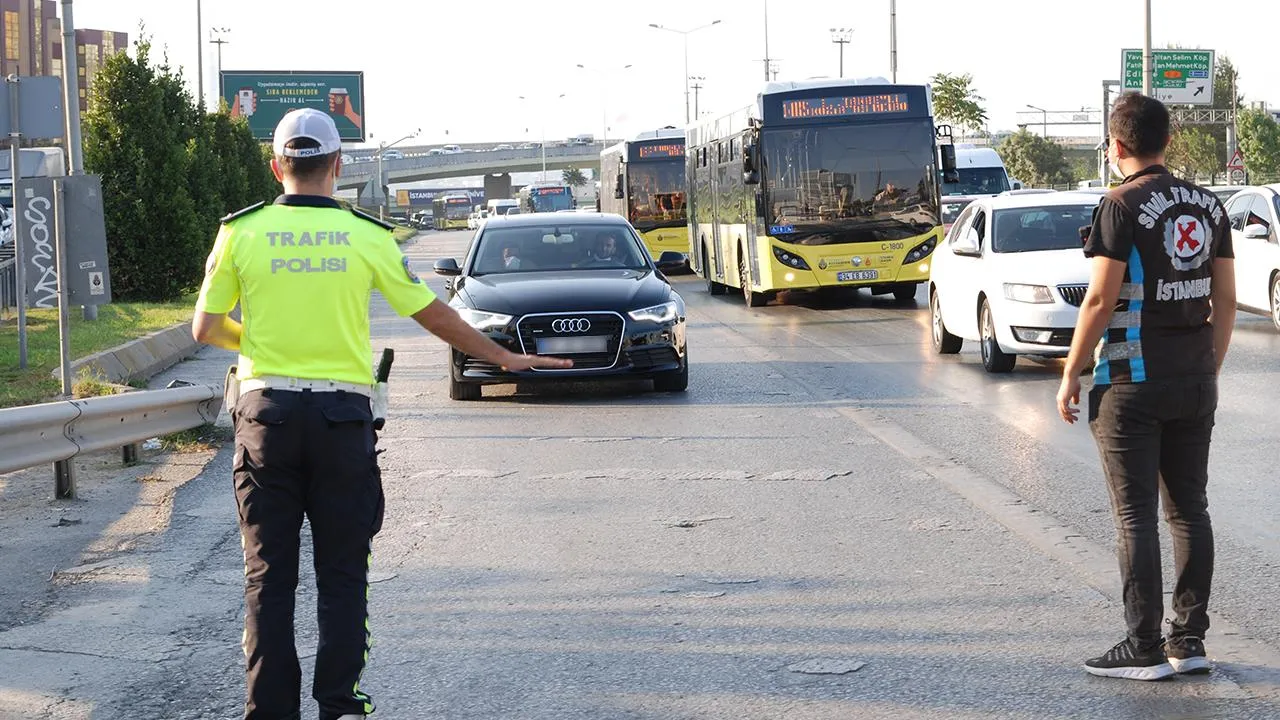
[77,0,1279,149]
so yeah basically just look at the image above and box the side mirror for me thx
[1244,223,1271,240]
[743,143,758,173]
[953,229,981,256]
[614,173,624,200]
[433,258,461,276]
[743,171,760,185]
[940,144,957,174]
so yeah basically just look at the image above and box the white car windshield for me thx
[992,205,1097,253]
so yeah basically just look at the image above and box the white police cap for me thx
[272,108,342,158]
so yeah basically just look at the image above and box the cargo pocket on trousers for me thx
[321,402,383,536]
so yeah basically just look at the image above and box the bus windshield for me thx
[529,189,574,212]
[942,167,1011,196]
[444,202,471,219]
[627,160,686,230]
[763,120,939,245]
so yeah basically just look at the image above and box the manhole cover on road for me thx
[787,659,867,675]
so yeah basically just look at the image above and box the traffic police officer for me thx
[193,108,569,720]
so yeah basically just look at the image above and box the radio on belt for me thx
[372,348,394,431]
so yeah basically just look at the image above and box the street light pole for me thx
[889,0,898,83]
[195,0,205,105]
[518,95,565,181]
[830,28,853,78]
[1026,104,1048,138]
[1142,0,1153,96]
[649,20,722,124]
[209,27,229,99]
[373,128,420,221]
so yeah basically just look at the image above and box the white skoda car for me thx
[929,191,1103,373]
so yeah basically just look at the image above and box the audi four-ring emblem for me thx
[551,318,592,333]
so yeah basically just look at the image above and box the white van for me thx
[486,198,518,216]
[942,147,1016,197]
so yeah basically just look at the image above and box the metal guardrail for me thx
[0,384,223,475]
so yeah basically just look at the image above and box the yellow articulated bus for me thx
[599,128,689,261]
[433,193,472,231]
[688,79,948,307]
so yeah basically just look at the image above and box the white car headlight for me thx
[628,301,679,323]
[457,308,513,331]
[1002,283,1054,304]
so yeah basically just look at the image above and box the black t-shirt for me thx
[1083,165,1233,384]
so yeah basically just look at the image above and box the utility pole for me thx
[209,27,230,89]
[889,0,898,83]
[1142,0,1152,95]
[61,1,95,321]
[195,0,204,106]
[830,28,853,78]
[763,0,772,82]
[689,77,705,118]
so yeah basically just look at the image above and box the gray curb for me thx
[54,321,200,385]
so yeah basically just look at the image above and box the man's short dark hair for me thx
[1109,93,1170,159]
[276,138,339,180]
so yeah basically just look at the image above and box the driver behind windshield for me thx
[580,230,627,265]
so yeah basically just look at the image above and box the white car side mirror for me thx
[953,228,981,256]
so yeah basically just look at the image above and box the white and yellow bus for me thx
[599,128,689,261]
[688,79,948,307]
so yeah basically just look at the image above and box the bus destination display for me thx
[534,187,570,195]
[781,93,911,120]
[637,143,685,159]
[445,197,470,204]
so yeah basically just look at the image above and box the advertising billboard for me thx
[220,70,366,142]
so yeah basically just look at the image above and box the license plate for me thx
[536,335,609,354]
[837,270,879,282]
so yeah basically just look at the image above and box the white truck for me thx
[939,146,1019,232]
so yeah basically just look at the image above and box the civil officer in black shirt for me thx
[1057,93,1236,680]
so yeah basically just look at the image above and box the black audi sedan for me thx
[433,212,688,400]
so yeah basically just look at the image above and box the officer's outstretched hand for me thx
[502,353,574,372]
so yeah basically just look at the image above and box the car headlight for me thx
[628,301,679,323]
[457,308,513,330]
[1002,283,1054,304]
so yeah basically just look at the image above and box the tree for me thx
[562,166,587,187]
[997,129,1072,187]
[1166,127,1220,182]
[1213,55,1243,112]
[84,39,204,301]
[83,37,276,301]
[930,73,988,136]
[1238,109,1280,183]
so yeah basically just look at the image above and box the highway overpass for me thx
[338,145,607,205]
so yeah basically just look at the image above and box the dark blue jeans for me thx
[1088,376,1217,649]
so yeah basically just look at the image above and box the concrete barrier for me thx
[55,321,200,385]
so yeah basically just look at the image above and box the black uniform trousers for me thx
[233,388,385,720]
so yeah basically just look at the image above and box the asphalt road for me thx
[4,228,1280,719]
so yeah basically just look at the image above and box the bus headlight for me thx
[772,246,811,270]
[902,237,937,265]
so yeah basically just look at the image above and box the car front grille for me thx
[627,346,680,371]
[517,312,625,371]
[1058,284,1088,307]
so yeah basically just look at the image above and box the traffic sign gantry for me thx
[1122,49,1215,106]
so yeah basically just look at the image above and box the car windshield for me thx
[942,167,1011,196]
[992,204,1097,253]
[763,120,940,245]
[473,223,651,274]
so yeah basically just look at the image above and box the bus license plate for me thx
[537,336,608,355]
[837,270,879,282]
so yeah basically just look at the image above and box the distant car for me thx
[426,148,445,156]
[341,154,354,164]
[432,212,689,400]
[929,191,1105,373]
[441,145,463,154]
[518,142,541,150]
[1223,185,1280,329]
[382,149,404,160]
[1206,185,1245,204]
[492,144,515,151]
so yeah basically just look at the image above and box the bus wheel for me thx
[739,253,767,308]
[892,284,919,303]
[704,246,726,295]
